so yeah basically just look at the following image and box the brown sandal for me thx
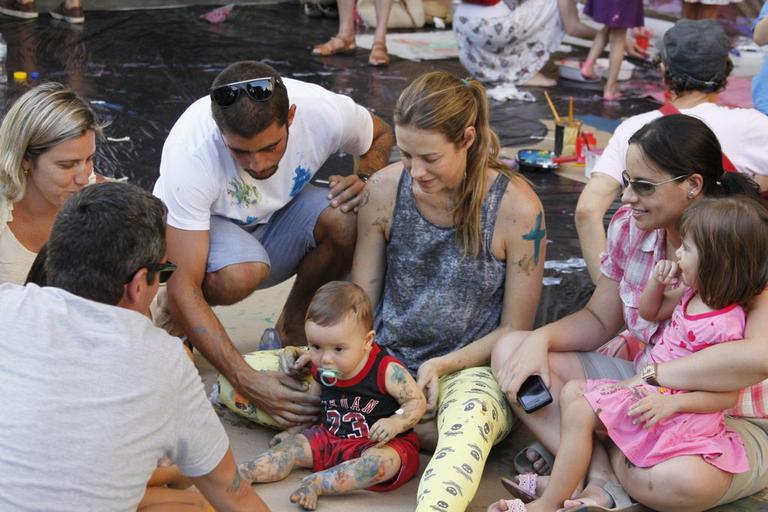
[311,35,356,56]
[368,42,390,67]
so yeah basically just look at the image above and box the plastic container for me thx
[517,149,559,173]
[556,59,600,83]
[595,58,636,81]
[0,34,7,85]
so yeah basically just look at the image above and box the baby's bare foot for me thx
[290,478,321,510]
[237,461,257,481]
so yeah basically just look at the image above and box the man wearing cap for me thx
[575,19,768,284]
[153,61,393,427]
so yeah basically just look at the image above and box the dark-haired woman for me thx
[492,114,768,510]
[576,18,768,284]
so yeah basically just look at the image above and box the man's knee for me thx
[203,261,269,305]
[316,205,357,249]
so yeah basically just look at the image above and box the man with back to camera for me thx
[0,182,269,511]
[153,60,394,427]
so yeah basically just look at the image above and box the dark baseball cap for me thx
[661,19,732,91]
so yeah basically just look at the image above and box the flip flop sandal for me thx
[501,473,538,503]
[563,481,649,512]
[488,498,528,512]
[368,42,390,67]
[513,441,554,475]
[311,35,356,56]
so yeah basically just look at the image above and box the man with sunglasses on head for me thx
[0,182,269,511]
[153,60,393,427]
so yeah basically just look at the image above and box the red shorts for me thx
[302,424,420,491]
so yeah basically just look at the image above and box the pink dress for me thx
[584,288,749,473]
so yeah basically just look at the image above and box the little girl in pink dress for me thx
[585,286,748,471]
[491,196,768,512]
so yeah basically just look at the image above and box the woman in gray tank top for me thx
[352,71,547,512]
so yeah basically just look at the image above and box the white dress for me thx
[453,0,565,94]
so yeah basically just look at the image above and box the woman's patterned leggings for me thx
[218,352,515,511]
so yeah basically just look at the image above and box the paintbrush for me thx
[543,91,562,124]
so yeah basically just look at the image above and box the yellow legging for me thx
[218,351,515,511]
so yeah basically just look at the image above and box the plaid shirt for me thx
[601,206,767,418]
[600,205,668,348]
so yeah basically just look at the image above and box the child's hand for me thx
[653,260,680,287]
[628,390,677,428]
[369,417,401,447]
[279,346,312,378]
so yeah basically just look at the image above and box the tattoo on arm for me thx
[227,469,242,493]
[521,211,546,266]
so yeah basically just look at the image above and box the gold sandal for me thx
[368,42,390,67]
[311,35,356,56]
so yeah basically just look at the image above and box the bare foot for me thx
[290,478,321,510]
[522,449,551,475]
[523,73,557,87]
[237,460,259,481]
[561,482,614,510]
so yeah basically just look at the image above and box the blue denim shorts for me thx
[206,184,330,289]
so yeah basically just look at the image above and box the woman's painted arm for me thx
[351,163,399,306]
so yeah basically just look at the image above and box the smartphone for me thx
[517,375,553,414]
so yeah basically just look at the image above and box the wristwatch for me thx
[640,363,659,386]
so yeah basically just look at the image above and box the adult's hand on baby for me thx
[493,331,551,402]
[327,174,368,213]
[417,359,442,421]
[238,370,321,427]
[370,417,400,447]
[628,390,677,428]
[279,346,312,378]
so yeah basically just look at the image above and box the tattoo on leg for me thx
[238,436,311,483]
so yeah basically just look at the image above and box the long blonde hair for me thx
[394,71,516,257]
[0,82,99,202]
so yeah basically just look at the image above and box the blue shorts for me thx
[206,184,330,289]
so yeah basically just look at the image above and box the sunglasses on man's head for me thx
[210,77,278,107]
[621,170,689,197]
[126,261,176,284]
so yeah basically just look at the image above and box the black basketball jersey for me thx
[311,343,403,439]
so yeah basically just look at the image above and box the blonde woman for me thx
[0,82,99,285]
[352,71,546,511]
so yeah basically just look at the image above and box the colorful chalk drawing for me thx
[227,177,261,207]
[290,165,312,197]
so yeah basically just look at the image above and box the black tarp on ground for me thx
[0,3,665,323]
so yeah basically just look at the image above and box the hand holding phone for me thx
[517,374,553,414]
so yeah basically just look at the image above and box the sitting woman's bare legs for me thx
[613,448,732,512]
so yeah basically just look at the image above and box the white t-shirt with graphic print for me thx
[153,78,374,231]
